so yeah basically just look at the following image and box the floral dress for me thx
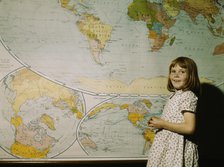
[147,90,199,167]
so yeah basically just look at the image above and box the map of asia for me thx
[0,0,223,160]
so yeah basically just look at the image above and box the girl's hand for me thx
[148,112,196,135]
[148,116,164,130]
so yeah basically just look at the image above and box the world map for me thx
[0,0,223,160]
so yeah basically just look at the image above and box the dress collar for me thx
[175,89,183,94]
[169,89,183,99]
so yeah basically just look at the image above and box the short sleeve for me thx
[179,91,198,113]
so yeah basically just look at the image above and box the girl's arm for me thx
[148,111,196,135]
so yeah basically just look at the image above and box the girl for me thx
[147,57,201,167]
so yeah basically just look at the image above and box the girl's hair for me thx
[167,57,201,96]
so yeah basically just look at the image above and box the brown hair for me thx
[167,57,201,96]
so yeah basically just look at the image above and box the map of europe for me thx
[0,0,223,160]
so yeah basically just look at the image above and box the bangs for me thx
[169,59,188,71]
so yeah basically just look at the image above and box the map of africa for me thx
[0,0,223,161]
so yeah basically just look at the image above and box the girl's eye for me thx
[181,70,186,74]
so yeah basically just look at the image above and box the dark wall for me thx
[196,83,224,166]
[0,160,147,167]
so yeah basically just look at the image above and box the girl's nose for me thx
[173,72,180,77]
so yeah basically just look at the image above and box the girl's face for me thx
[169,64,188,90]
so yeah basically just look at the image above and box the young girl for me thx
[147,57,201,167]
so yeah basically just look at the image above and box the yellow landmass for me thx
[79,76,169,95]
[11,116,23,128]
[120,104,129,110]
[88,103,118,117]
[11,141,49,158]
[128,112,144,125]
[144,128,155,144]
[76,110,84,119]
[40,114,56,130]
[80,137,97,149]
[141,99,152,109]
[10,69,82,117]
[71,106,84,119]
[77,13,112,64]
[77,13,112,49]
[60,0,77,13]
[60,0,70,8]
